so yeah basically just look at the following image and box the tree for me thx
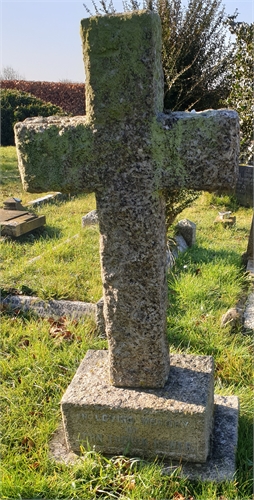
[156,0,234,111]
[0,65,25,80]
[224,19,254,165]
[85,0,235,111]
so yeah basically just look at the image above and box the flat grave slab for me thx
[61,350,214,463]
[0,209,46,237]
[0,197,46,237]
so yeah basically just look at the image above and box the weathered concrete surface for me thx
[27,192,63,207]
[243,291,254,331]
[61,350,214,463]
[2,295,96,320]
[51,394,238,481]
[81,209,98,227]
[0,210,45,237]
[165,395,239,481]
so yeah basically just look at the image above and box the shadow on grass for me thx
[166,243,248,354]
[7,225,63,244]
[173,243,244,267]
[236,413,253,495]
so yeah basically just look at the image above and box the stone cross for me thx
[15,10,239,389]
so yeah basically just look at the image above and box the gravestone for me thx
[0,197,46,237]
[236,165,253,207]
[14,10,239,471]
[242,216,254,272]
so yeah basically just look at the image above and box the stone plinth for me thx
[61,350,214,463]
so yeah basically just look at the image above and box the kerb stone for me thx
[61,350,214,463]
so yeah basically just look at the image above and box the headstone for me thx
[176,219,196,247]
[236,165,253,207]
[242,216,254,269]
[14,11,239,471]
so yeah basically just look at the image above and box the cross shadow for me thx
[140,364,212,407]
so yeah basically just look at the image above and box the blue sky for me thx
[1,0,253,82]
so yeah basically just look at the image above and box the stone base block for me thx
[61,350,214,463]
[51,395,239,482]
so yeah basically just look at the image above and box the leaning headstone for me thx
[176,219,196,246]
[14,11,239,477]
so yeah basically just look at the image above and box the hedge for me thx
[0,80,85,116]
[1,88,67,146]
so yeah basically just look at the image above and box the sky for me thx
[0,0,253,83]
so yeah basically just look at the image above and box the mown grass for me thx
[0,146,253,499]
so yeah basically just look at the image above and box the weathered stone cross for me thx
[15,10,239,390]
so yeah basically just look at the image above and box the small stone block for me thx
[3,197,24,211]
[214,216,236,226]
[176,219,196,246]
[61,350,214,463]
[82,210,98,227]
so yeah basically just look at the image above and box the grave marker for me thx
[15,11,239,469]
[0,197,45,237]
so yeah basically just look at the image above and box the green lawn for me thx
[0,147,253,499]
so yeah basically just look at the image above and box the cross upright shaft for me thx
[14,11,239,389]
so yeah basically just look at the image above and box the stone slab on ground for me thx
[0,210,46,237]
[27,192,63,207]
[61,350,214,463]
[243,291,254,331]
[2,295,96,320]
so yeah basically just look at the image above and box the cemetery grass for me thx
[1,146,253,499]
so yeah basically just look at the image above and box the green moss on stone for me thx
[81,10,163,126]
[15,118,95,193]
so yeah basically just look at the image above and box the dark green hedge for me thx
[1,89,67,146]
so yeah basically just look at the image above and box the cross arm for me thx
[153,109,239,193]
[14,116,97,193]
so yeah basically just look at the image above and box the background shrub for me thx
[1,88,67,146]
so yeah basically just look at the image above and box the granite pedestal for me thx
[61,350,214,463]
